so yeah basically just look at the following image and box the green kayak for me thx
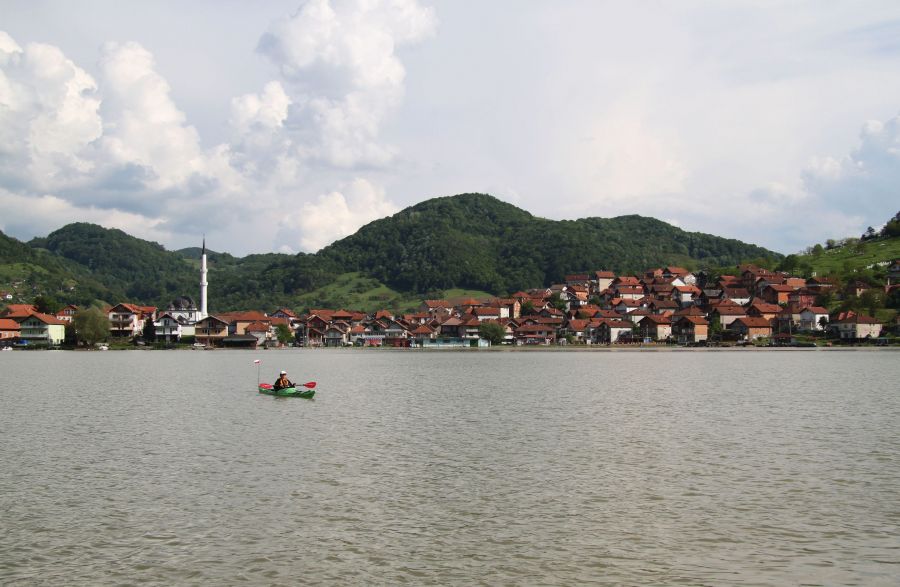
[258,384,315,398]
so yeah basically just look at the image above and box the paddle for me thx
[258,381,315,390]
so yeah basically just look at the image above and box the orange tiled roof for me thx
[0,318,21,331]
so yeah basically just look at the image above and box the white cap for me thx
[280,370,287,374]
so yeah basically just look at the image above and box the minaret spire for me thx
[200,235,208,319]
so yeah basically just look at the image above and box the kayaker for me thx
[274,370,294,391]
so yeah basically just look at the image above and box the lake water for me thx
[1,349,899,585]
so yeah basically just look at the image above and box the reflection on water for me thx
[1,350,899,585]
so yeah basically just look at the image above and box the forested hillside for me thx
[1,228,114,305]
[30,224,198,302]
[2,193,783,311]
[317,194,780,293]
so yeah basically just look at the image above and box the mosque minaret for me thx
[200,236,209,319]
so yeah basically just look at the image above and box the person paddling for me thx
[274,370,294,391]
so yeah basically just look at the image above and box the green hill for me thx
[1,228,116,306]
[316,193,781,294]
[796,238,899,278]
[30,223,199,303]
[3,193,783,312]
[777,211,899,283]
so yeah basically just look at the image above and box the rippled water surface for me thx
[1,349,899,585]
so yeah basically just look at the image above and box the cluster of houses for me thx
[1,262,896,349]
[276,265,889,347]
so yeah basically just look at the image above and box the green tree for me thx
[64,322,77,345]
[275,323,294,345]
[142,317,155,342]
[551,293,568,312]
[478,321,506,345]
[858,289,885,316]
[72,307,110,346]
[709,314,723,338]
[778,254,799,273]
[815,290,834,308]
[520,300,536,315]
[882,212,900,237]
[812,243,824,255]
[33,294,60,314]
[887,287,900,310]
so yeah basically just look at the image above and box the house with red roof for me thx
[563,319,589,343]
[721,287,751,305]
[108,303,149,338]
[593,271,616,294]
[195,316,229,347]
[664,266,696,284]
[832,314,882,340]
[730,317,772,341]
[639,314,672,341]
[55,304,79,323]
[799,306,830,331]
[420,300,453,318]
[647,299,679,313]
[1,304,37,319]
[154,312,183,343]
[672,315,709,344]
[845,280,872,298]
[747,301,783,322]
[625,308,651,325]
[18,312,67,346]
[611,298,643,314]
[473,306,501,322]
[410,324,435,345]
[218,311,271,335]
[615,285,645,300]
[787,288,818,308]
[674,285,701,306]
[271,307,297,319]
[323,322,350,347]
[762,284,795,305]
[708,302,747,329]
[593,318,633,344]
[0,317,21,341]
[245,321,271,347]
[564,274,590,285]
[514,323,555,345]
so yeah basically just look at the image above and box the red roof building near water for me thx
[0,318,21,339]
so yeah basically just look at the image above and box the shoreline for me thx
[4,345,898,353]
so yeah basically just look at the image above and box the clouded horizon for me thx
[2,0,899,256]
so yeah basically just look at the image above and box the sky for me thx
[1,0,900,256]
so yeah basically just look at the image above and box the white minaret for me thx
[200,236,208,319]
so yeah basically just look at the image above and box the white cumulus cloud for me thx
[803,113,900,224]
[0,32,102,191]
[277,178,399,252]
[256,0,436,168]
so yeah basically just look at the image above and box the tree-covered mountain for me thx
[2,193,782,311]
[1,227,115,305]
[316,193,780,293]
[30,223,200,303]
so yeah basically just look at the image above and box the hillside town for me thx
[3,259,899,350]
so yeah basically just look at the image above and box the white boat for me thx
[98,345,109,351]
